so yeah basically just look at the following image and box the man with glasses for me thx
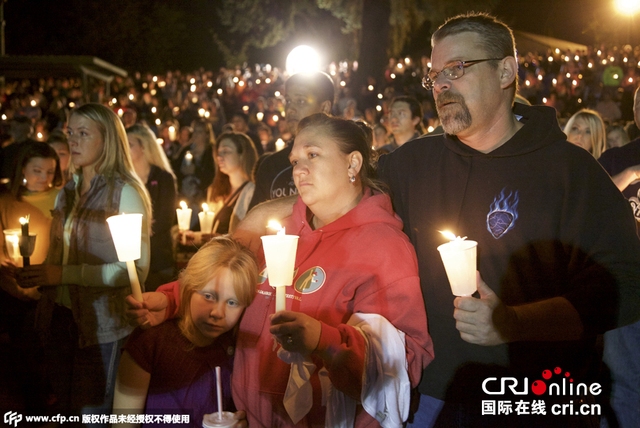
[379,96,425,152]
[378,12,640,427]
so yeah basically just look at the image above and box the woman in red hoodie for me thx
[128,113,433,427]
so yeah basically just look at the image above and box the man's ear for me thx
[500,56,518,89]
[319,100,332,115]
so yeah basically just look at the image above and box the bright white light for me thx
[30,100,37,107]
[265,78,271,84]
[1,114,6,120]
[207,81,213,87]
[273,115,279,122]
[340,81,346,87]
[256,79,261,84]
[588,63,593,68]
[204,111,210,118]
[542,97,548,104]
[552,78,557,85]
[238,81,245,87]
[574,55,579,61]
[190,78,195,84]
[390,73,396,79]
[37,132,43,139]
[602,59,608,65]
[150,89,157,96]
[155,119,161,125]
[242,105,249,112]
[217,89,223,95]
[566,73,571,78]
[377,93,383,99]
[112,98,117,104]
[376,105,382,112]
[157,138,163,145]
[555,48,560,54]
[233,77,239,83]
[117,109,124,117]
[397,63,403,69]
[538,74,543,81]
[256,112,264,121]
[274,91,281,97]
[615,0,640,16]
[151,107,157,114]
[190,85,196,92]
[286,45,320,75]
[129,94,134,100]
[153,76,158,82]
[368,85,374,91]
[69,102,76,108]
[613,74,619,79]
[427,126,434,133]
[405,57,410,64]
[572,80,578,86]
[548,56,554,62]
[525,80,531,86]
[191,97,198,103]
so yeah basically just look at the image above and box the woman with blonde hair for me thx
[127,124,177,290]
[17,103,151,426]
[206,131,257,235]
[564,109,606,158]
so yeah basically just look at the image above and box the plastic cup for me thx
[202,412,236,428]
[437,240,478,296]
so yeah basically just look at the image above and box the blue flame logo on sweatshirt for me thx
[487,189,519,239]
[294,267,326,294]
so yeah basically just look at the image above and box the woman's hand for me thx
[16,265,63,288]
[125,292,168,329]
[269,311,322,357]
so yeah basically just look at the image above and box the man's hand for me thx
[16,265,63,288]
[125,292,169,329]
[453,272,515,346]
[269,311,322,357]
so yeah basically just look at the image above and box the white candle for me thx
[275,138,285,152]
[176,201,192,245]
[199,203,215,234]
[261,221,299,312]
[185,151,193,166]
[106,213,144,302]
[436,231,478,296]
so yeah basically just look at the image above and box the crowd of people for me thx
[0,10,639,428]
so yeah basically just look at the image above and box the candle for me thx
[216,366,223,419]
[184,151,193,166]
[18,216,34,267]
[275,139,285,152]
[106,213,144,302]
[198,203,215,234]
[3,229,21,265]
[168,125,177,142]
[436,230,478,296]
[261,220,299,312]
[176,201,192,245]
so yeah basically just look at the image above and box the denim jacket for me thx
[37,174,149,347]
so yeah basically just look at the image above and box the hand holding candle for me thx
[176,201,192,245]
[261,220,299,312]
[107,213,144,302]
[437,230,478,296]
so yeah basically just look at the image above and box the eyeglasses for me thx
[422,58,504,90]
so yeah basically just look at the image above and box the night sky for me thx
[2,0,639,72]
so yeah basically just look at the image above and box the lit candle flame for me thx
[202,203,209,212]
[19,216,30,225]
[268,220,285,235]
[179,201,188,210]
[440,230,467,241]
[185,152,193,161]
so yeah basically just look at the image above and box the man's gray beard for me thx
[439,104,472,135]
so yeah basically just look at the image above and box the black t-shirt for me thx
[248,144,297,209]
